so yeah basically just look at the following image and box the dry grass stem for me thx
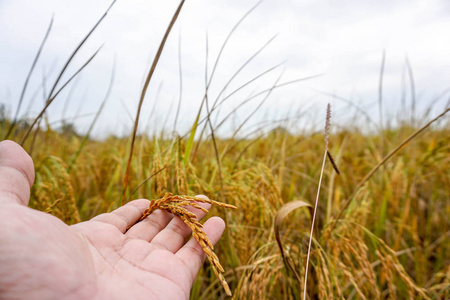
[122,0,186,205]
[303,103,332,300]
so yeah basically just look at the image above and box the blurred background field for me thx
[2,106,449,299]
[1,0,449,298]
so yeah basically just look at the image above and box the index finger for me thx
[90,199,151,233]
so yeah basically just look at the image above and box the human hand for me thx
[0,140,225,299]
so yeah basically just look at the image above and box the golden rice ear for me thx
[132,193,236,296]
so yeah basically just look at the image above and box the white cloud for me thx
[1,0,449,137]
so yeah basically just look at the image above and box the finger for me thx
[90,199,150,233]
[0,140,35,206]
[126,195,210,248]
[176,216,225,284]
[143,201,211,252]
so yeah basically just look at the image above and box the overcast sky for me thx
[1,0,449,138]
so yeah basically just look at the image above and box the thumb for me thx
[0,140,35,206]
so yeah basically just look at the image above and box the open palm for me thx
[0,140,225,300]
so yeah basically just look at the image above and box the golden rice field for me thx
[1,112,449,299]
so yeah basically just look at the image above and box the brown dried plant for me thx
[133,192,237,296]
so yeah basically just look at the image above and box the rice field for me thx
[2,104,449,299]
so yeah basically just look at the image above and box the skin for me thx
[0,140,225,300]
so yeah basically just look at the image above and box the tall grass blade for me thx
[21,0,116,145]
[21,46,102,146]
[211,34,278,115]
[405,57,416,124]
[196,35,279,143]
[230,70,283,139]
[194,61,284,157]
[183,30,211,166]
[189,0,263,149]
[173,33,183,134]
[122,0,185,205]
[206,0,263,94]
[126,165,171,202]
[60,76,82,123]
[183,91,204,166]
[4,16,53,140]
[67,63,115,173]
[216,74,323,134]
[378,50,385,152]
